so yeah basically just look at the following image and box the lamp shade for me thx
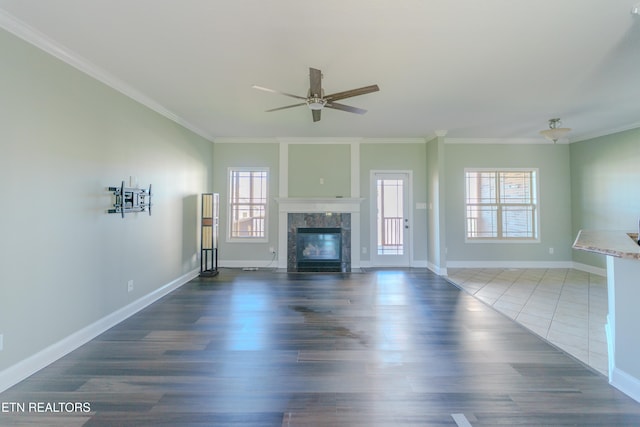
[540,118,571,143]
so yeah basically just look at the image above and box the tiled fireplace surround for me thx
[276,198,363,272]
[287,213,351,272]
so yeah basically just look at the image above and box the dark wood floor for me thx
[2,268,640,426]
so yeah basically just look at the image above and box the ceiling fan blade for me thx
[325,102,367,115]
[252,85,307,100]
[324,84,380,102]
[312,109,321,122]
[309,68,322,97]
[265,102,307,112]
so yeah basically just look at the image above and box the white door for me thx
[370,172,411,266]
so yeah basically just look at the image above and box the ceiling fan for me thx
[252,67,379,122]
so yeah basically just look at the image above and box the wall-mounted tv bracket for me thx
[108,181,152,218]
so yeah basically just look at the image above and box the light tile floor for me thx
[446,268,609,376]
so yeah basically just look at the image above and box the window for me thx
[228,168,268,241]
[465,169,538,241]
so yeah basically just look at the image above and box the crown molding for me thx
[445,137,551,145]
[570,122,640,143]
[0,8,214,142]
[213,137,281,144]
[361,137,427,144]
[277,137,364,145]
[213,137,432,145]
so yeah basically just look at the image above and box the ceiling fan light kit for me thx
[253,67,379,122]
[540,118,571,143]
[306,97,326,110]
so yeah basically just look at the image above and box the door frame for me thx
[369,170,413,267]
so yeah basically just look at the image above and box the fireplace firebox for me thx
[296,228,342,272]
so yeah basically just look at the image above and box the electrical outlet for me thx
[127,280,134,292]
[0,334,4,351]
[549,247,554,255]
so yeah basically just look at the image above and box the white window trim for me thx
[464,167,540,244]
[227,166,269,243]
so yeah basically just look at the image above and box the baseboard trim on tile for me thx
[572,262,606,277]
[610,366,640,403]
[446,261,573,269]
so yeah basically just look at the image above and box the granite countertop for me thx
[573,230,640,260]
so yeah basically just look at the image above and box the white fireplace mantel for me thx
[275,197,364,213]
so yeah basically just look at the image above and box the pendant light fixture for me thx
[540,118,571,143]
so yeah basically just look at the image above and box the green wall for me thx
[444,143,573,264]
[212,142,280,262]
[289,144,350,197]
[570,128,640,269]
[211,139,428,266]
[0,29,213,373]
[212,137,612,270]
[360,142,428,263]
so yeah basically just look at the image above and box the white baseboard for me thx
[610,367,640,403]
[445,260,606,277]
[222,259,607,279]
[427,262,447,276]
[572,262,606,277]
[0,269,199,394]
[219,260,279,269]
[221,260,370,271]
[446,260,574,269]
[411,260,428,269]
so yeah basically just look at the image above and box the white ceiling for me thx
[1,0,640,142]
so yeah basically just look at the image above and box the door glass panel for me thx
[376,178,404,255]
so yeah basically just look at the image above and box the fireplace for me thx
[277,198,362,272]
[296,228,342,272]
[286,212,351,272]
